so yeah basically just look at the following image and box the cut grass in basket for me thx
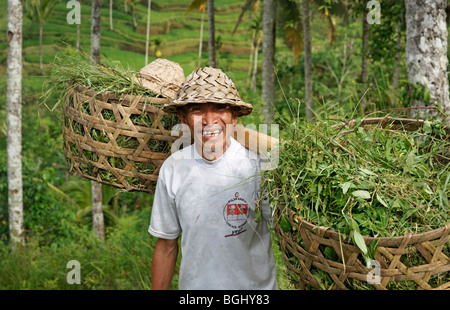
[263,116,449,289]
[266,115,450,289]
[45,51,160,109]
[265,116,449,238]
[49,50,179,189]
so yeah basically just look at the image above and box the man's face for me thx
[177,102,238,161]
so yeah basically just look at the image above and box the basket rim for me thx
[280,206,450,248]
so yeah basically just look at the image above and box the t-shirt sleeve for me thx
[148,178,181,239]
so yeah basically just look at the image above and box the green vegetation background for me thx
[0,0,415,290]
[0,0,291,290]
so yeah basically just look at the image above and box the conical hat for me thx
[163,67,253,116]
[136,58,185,100]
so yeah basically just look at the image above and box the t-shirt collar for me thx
[194,137,238,166]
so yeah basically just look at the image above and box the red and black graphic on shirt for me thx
[223,192,249,237]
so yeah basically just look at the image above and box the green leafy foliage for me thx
[264,117,450,245]
[0,210,178,290]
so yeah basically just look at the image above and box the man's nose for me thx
[202,108,218,125]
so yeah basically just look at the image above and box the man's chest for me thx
[174,165,260,238]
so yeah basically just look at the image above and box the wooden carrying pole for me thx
[233,124,279,157]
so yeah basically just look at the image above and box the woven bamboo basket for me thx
[274,117,450,290]
[62,84,180,193]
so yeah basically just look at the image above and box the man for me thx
[148,67,278,290]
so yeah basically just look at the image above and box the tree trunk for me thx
[109,0,113,31]
[198,10,204,60]
[91,181,105,240]
[252,36,260,91]
[393,15,402,108]
[302,0,313,120]
[132,5,137,28]
[207,0,216,67]
[91,0,101,64]
[7,0,24,249]
[262,0,276,123]
[145,0,152,65]
[39,22,43,74]
[91,0,105,240]
[76,23,80,51]
[405,0,450,121]
[247,30,255,87]
[361,13,369,110]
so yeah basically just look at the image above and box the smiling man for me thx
[179,102,235,160]
[148,67,278,290]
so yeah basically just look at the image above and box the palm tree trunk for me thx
[361,14,369,110]
[247,30,255,87]
[76,23,80,51]
[110,0,113,31]
[198,10,204,60]
[252,36,260,91]
[132,2,137,28]
[39,22,43,74]
[392,15,402,108]
[207,0,216,67]
[91,0,101,64]
[91,181,105,240]
[405,0,449,121]
[302,0,313,120]
[91,0,105,240]
[262,0,276,123]
[7,0,24,249]
[145,0,152,65]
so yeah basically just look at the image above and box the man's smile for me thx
[201,128,223,137]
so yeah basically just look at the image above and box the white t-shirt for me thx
[148,138,278,290]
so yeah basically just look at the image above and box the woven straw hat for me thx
[163,67,253,116]
[136,58,185,100]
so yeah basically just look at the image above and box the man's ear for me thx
[231,108,238,125]
[177,110,187,124]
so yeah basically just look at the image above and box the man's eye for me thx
[216,105,228,111]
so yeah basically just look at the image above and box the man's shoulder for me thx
[167,143,197,161]
[230,138,261,164]
[159,144,196,176]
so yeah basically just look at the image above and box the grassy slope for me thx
[0,0,255,73]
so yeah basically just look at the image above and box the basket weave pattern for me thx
[62,85,178,192]
[275,118,450,290]
[275,208,450,290]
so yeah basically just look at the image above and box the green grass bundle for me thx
[47,50,159,102]
[265,117,449,236]
[47,50,178,189]
[264,117,449,244]
[263,117,449,289]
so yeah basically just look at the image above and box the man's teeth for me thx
[203,129,222,136]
